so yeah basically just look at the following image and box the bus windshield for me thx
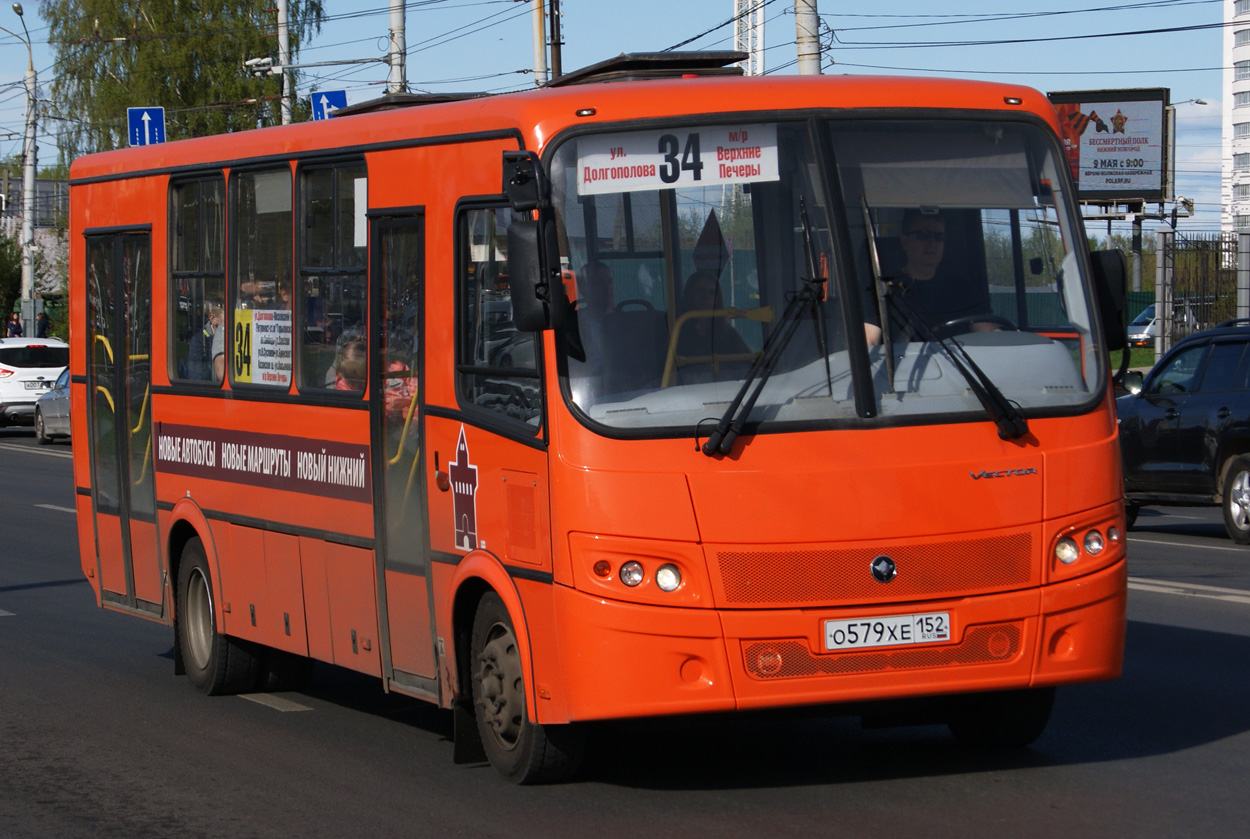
[549,117,1102,435]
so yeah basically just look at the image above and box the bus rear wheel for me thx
[177,537,260,695]
[470,592,584,784]
[945,687,1055,749]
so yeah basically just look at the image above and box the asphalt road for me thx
[2,427,1248,838]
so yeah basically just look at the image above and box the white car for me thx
[0,337,71,427]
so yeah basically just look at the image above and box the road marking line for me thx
[1128,536,1248,553]
[240,693,313,712]
[1128,576,1250,606]
[0,609,14,617]
[35,504,76,514]
[0,442,72,459]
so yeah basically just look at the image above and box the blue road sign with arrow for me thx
[312,90,347,121]
[127,107,166,147]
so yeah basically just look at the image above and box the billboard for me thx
[1048,88,1168,201]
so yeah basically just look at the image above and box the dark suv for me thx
[1117,319,1250,542]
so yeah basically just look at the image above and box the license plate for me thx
[24,381,48,390]
[823,611,951,652]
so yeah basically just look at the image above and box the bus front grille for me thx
[715,532,1033,607]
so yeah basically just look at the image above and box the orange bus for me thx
[69,53,1129,783]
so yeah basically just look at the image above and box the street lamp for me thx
[1,3,36,338]
[1165,97,1208,225]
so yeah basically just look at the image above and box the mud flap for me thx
[453,698,487,764]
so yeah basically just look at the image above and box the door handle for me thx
[1164,409,1179,419]
[1218,407,1232,419]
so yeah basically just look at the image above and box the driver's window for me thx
[1146,345,1208,395]
[456,205,541,428]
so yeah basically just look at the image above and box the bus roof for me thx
[69,73,1056,184]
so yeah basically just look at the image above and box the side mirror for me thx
[502,150,549,213]
[507,219,561,332]
[1090,248,1128,352]
[1124,370,1144,395]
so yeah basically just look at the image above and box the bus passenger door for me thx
[370,215,437,691]
[84,231,162,615]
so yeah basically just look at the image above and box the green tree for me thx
[42,0,325,163]
[0,231,21,324]
[1092,230,1158,292]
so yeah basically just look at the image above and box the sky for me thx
[0,0,1227,232]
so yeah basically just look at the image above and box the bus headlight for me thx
[620,561,645,587]
[1055,536,1080,565]
[655,564,682,592]
[1084,530,1105,555]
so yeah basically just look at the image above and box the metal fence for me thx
[1155,230,1244,353]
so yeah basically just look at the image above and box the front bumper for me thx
[548,558,1126,723]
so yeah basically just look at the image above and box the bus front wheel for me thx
[945,686,1055,749]
[176,537,260,695]
[470,592,584,784]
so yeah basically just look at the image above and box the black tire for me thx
[176,537,261,695]
[1124,503,1139,530]
[34,410,49,445]
[470,592,584,784]
[1223,456,1250,544]
[945,687,1055,749]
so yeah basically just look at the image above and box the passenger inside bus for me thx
[211,313,226,384]
[675,270,751,357]
[331,338,367,391]
[863,209,995,346]
[183,303,222,381]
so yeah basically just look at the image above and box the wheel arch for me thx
[1216,440,1250,502]
[448,551,537,721]
[166,498,223,633]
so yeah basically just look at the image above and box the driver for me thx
[572,261,616,370]
[864,209,995,346]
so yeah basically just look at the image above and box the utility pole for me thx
[795,0,821,75]
[549,0,562,80]
[388,0,407,93]
[531,0,548,86]
[2,5,37,336]
[734,1,765,76]
[278,0,292,124]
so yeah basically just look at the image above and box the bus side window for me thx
[169,175,225,384]
[230,167,294,389]
[298,161,368,392]
[456,205,542,427]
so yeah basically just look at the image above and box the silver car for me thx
[34,367,70,443]
[1126,304,1157,347]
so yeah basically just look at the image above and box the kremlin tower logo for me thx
[449,426,479,552]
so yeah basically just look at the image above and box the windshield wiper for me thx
[861,198,898,393]
[702,197,827,457]
[885,292,1029,441]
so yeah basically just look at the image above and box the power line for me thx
[663,0,781,52]
[830,61,1228,77]
[821,1,1219,34]
[828,20,1226,51]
